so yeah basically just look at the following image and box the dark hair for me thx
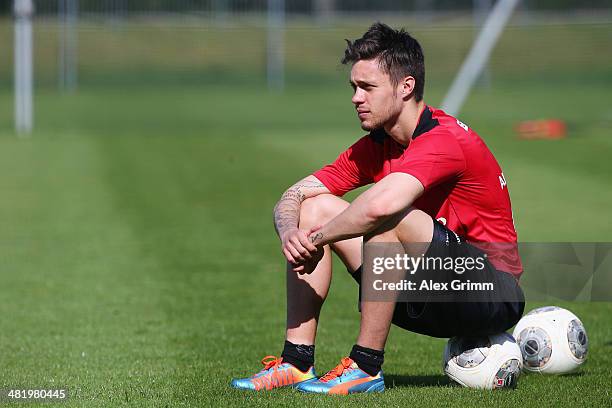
[342,22,425,102]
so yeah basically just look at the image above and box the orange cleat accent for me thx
[296,357,384,394]
[230,355,316,391]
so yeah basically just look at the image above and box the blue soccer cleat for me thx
[296,357,385,394]
[230,355,317,391]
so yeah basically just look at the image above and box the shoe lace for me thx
[320,357,353,382]
[251,356,289,390]
[260,355,284,371]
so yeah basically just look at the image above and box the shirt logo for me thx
[499,172,507,189]
[456,119,469,132]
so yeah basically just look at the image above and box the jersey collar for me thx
[367,105,440,146]
[412,105,440,139]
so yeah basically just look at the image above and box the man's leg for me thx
[357,208,434,350]
[286,194,362,345]
[286,203,434,350]
[297,208,434,394]
[231,194,362,391]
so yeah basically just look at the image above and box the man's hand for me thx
[282,226,326,274]
[291,225,325,274]
[292,249,324,274]
[280,227,319,266]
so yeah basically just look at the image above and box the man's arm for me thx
[309,172,424,247]
[273,175,331,265]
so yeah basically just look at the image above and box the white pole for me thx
[267,0,285,92]
[441,0,520,116]
[415,0,433,24]
[66,0,78,91]
[14,0,34,135]
[59,0,78,92]
[473,0,492,88]
[213,0,229,26]
[314,0,334,26]
[59,0,65,89]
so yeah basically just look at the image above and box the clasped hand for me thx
[280,226,323,274]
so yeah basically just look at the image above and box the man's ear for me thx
[400,76,416,99]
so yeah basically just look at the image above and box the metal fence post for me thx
[267,0,285,92]
[14,0,34,135]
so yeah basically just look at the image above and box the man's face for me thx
[350,59,402,131]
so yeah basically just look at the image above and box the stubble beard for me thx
[360,121,374,131]
[359,93,402,131]
[361,114,386,131]
[360,104,398,132]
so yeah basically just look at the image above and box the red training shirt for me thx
[313,105,522,277]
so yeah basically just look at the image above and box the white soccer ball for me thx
[512,306,588,374]
[443,332,522,390]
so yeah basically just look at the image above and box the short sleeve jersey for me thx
[313,106,522,277]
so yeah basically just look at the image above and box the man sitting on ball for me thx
[231,22,524,394]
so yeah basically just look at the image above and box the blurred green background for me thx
[0,1,611,406]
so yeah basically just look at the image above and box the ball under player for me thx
[231,22,525,394]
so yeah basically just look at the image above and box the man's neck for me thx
[383,100,426,147]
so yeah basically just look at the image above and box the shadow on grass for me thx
[558,371,585,378]
[385,374,451,388]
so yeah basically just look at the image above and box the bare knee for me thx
[299,194,349,229]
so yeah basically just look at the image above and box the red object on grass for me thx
[515,119,567,139]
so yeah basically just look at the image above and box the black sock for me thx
[349,344,384,376]
[281,340,315,372]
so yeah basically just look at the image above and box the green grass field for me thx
[0,19,611,407]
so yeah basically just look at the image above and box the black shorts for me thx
[352,221,525,338]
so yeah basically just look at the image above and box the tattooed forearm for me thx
[273,179,326,237]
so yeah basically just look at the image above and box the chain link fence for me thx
[1,1,611,96]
